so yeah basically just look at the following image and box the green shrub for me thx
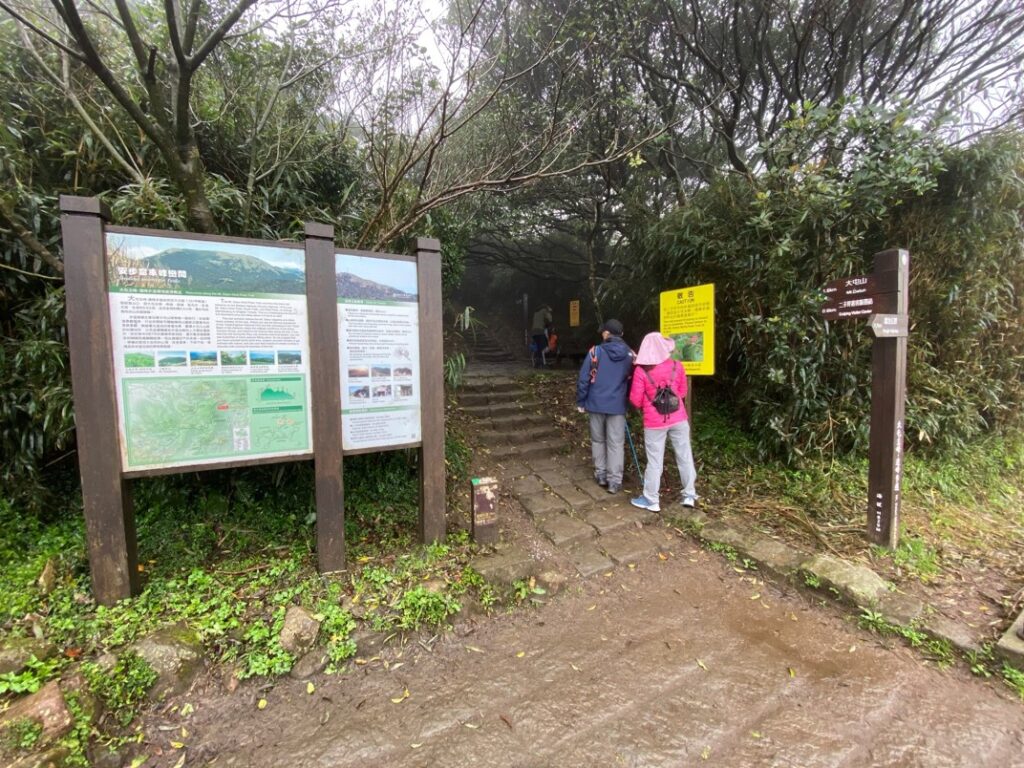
[82,652,157,727]
[396,586,460,630]
[621,105,1023,462]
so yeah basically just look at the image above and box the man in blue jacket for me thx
[576,319,634,493]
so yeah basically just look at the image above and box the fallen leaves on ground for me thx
[391,688,410,704]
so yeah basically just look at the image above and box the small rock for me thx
[0,681,72,744]
[421,579,446,594]
[800,554,890,608]
[350,628,386,659]
[279,607,321,657]
[923,614,981,655]
[0,638,57,676]
[453,597,487,625]
[87,745,124,768]
[59,672,101,725]
[224,668,241,694]
[21,614,45,641]
[37,559,57,596]
[537,571,568,596]
[9,745,69,767]
[131,623,204,701]
[289,647,330,680]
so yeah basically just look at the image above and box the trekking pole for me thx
[624,421,643,482]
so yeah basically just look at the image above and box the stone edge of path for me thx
[670,509,1024,672]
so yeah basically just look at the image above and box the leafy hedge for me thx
[617,106,1024,462]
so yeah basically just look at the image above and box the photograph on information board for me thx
[105,232,313,470]
[336,253,422,451]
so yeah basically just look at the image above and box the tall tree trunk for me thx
[174,145,216,234]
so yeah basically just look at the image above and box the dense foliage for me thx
[616,107,1024,461]
[0,13,470,506]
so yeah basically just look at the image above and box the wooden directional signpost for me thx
[820,250,909,548]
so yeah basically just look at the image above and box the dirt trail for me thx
[149,542,1023,768]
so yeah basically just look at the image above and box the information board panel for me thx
[106,231,313,471]
[336,253,422,450]
[659,283,715,376]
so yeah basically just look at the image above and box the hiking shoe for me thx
[595,476,608,487]
[630,496,660,513]
[607,482,621,494]
[681,496,696,509]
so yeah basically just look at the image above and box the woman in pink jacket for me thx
[628,332,698,512]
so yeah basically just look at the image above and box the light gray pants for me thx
[589,413,625,485]
[642,420,697,504]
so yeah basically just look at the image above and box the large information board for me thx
[61,196,446,605]
[106,232,313,470]
[659,283,715,376]
[336,252,422,450]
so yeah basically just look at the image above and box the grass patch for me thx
[0,717,43,753]
[692,394,1024,593]
[857,610,955,667]
[1001,663,1024,701]
[0,426,484,762]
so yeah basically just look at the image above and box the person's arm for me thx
[576,352,592,408]
[677,362,688,399]
[629,367,646,409]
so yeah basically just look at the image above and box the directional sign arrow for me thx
[869,313,908,338]
[822,274,876,299]
[822,296,875,319]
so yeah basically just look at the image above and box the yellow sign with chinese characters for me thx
[569,299,580,327]
[659,283,715,376]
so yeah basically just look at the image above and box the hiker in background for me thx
[530,304,553,367]
[576,319,634,494]
[542,323,559,367]
[628,332,697,513]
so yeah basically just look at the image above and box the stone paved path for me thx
[463,366,673,586]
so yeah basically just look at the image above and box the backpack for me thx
[644,362,680,420]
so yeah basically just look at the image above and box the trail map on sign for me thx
[122,376,308,466]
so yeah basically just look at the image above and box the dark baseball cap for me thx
[600,319,624,336]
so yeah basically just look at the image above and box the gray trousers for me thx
[642,420,697,504]
[589,413,625,485]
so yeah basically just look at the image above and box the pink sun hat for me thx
[634,332,676,365]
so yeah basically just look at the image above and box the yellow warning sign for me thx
[659,283,715,376]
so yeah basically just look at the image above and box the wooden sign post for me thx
[865,249,909,548]
[61,197,140,602]
[60,196,445,604]
[820,249,909,548]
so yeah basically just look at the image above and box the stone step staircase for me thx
[462,326,518,364]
